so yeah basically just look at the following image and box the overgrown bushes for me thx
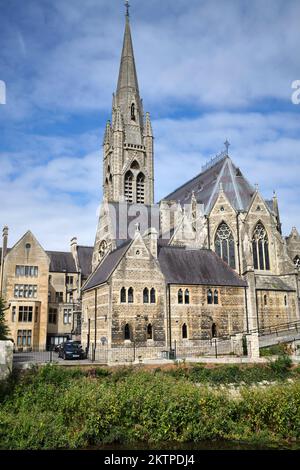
[166,356,294,384]
[0,364,300,449]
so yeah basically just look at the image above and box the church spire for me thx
[116,6,140,105]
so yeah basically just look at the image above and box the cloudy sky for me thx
[0,0,299,250]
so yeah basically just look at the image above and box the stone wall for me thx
[257,289,298,330]
[0,340,13,379]
[169,284,246,343]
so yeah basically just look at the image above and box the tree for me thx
[0,297,10,340]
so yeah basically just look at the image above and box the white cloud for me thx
[0,0,300,250]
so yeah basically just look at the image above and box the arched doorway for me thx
[211,322,217,338]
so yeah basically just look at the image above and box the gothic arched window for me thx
[124,170,133,203]
[252,223,270,270]
[147,323,153,340]
[294,256,300,271]
[136,172,145,204]
[182,323,187,339]
[128,287,134,303]
[150,288,156,304]
[143,287,149,303]
[124,323,131,340]
[178,289,183,304]
[214,289,219,305]
[207,289,213,305]
[120,287,126,303]
[131,103,136,121]
[184,289,190,304]
[215,222,236,269]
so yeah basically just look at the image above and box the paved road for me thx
[13,351,96,365]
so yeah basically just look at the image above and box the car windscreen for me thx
[64,344,79,351]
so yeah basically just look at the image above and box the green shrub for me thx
[1,365,300,449]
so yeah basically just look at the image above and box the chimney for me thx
[2,226,8,261]
[149,228,158,259]
[70,237,79,268]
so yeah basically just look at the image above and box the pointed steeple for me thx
[117,13,139,97]
[144,112,153,137]
[103,120,112,146]
[115,11,142,134]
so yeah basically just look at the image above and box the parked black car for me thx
[58,341,86,360]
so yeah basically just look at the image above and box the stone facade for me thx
[0,230,90,350]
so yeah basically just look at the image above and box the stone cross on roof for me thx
[224,139,230,154]
[125,0,130,17]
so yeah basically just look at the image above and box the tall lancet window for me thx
[124,171,133,203]
[294,256,300,271]
[109,174,113,200]
[252,222,270,270]
[136,172,145,204]
[131,103,136,121]
[215,222,236,269]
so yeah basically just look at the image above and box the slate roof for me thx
[158,246,247,287]
[162,156,255,214]
[46,251,77,273]
[82,241,131,291]
[83,241,247,291]
[255,276,295,292]
[77,246,93,279]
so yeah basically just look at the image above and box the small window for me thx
[182,323,188,339]
[264,294,267,306]
[184,289,190,304]
[284,295,287,307]
[12,306,16,322]
[124,323,131,341]
[131,103,136,121]
[207,289,213,305]
[214,289,219,305]
[150,288,156,304]
[120,287,126,303]
[178,289,183,304]
[147,324,153,340]
[128,287,134,303]
[143,288,149,304]
[212,323,217,338]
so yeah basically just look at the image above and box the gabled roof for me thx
[158,246,247,287]
[82,241,131,291]
[46,251,77,273]
[77,246,93,279]
[162,156,255,214]
[82,242,247,292]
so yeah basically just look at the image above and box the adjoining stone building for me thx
[1,8,300,354]
[0,230,92,349]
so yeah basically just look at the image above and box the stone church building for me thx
[1,9,300,353]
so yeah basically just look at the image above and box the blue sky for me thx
[0,0,299,250]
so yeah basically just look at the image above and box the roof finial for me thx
[125,0,130,17]
[224,139,230,155]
